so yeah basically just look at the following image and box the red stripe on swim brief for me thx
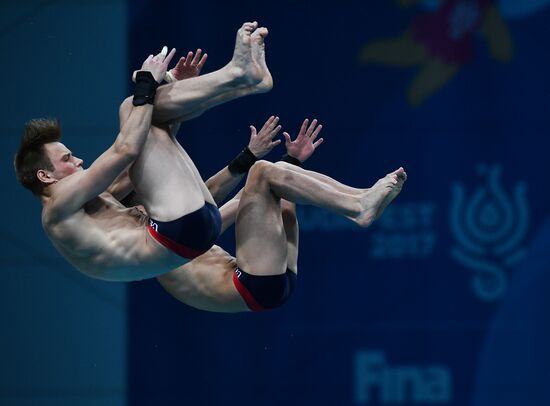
[147,223,205,259]
[232,271,265,312]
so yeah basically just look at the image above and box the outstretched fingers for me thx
[182,49,208,72]
[283,117,325,162]
[190,49,201,64]
[163,47,176,66]
[171,48,208,80]
[190,49,208,69]
[299,118,309,136]
[297,118,323,141]
[248,115,282,158]
[260,115,275,131]
[153,46,166,61]
[262,116,282,142]
[151,46,176,65]
[306,119,318,136]
[261,115,280,134]
[140,46,176,82]
[283,131,292,144]
[310,123,323,142]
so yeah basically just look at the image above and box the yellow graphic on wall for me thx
[358,0,513,107]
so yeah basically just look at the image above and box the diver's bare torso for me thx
[42,192,187,281]
[157,245,249,313]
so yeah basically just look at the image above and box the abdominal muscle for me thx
[157,245,250,313]
[45,195,190,281]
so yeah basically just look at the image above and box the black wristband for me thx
[228,147,258,174]
[132,71,159,106]
[281,154,302,167]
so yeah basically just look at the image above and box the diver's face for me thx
[43,142,84,180]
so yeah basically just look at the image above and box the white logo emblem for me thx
[354,351,452,404]
[450,164,529,301]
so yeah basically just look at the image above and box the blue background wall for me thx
[2,0,549,405]
[128,1,549,405]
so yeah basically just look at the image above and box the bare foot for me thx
[228,21,264,86]
[250,27,273,93]
[377,167,407,218]
[351,167,407,227]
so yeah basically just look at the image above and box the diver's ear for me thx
[37,169,56,185]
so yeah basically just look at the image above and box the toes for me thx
[388,167,404,176]
[241,21,258,32]
[251,27,269,44]
[255,27,269,37]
